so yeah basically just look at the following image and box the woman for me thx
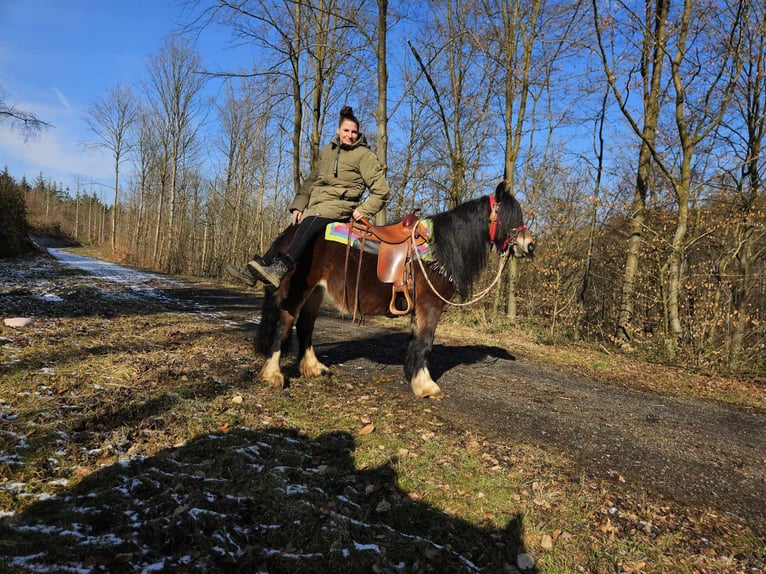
[227,106,389,288]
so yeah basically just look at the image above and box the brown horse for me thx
[255,180,535,399]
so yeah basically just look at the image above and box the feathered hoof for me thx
[259,353,284,389]
[261,371,285,390]
[410,369,444,400]
[300,362,330,378]
[299,347,331,378]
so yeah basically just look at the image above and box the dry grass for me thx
[0,253,763,573]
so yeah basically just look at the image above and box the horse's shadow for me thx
[1,428,536,573]
[310,330,516,380]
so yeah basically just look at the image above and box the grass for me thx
[0,254,764,573]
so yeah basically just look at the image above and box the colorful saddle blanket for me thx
[324,220,433,259]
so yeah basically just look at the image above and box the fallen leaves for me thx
[539,534,554,550]
[2,253,764,574]
[358,414,375,435]
[619,560,647,573]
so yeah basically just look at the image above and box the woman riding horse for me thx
[227,106,390,288]
[256,180,535,399]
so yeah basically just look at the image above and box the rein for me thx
[412,224,510,307]
[342,195,526,314]
[411,195,524,307]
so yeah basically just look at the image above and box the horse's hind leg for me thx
[297,288,330,378]
[405,309,444,400]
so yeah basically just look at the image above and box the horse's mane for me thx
[429,192,524,299]
[429,196,491,299]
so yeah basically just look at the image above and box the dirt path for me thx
[38,251,766,535]
[287,314,766,535]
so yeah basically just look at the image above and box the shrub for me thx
[0,169,30,257]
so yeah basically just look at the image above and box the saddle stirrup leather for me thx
[343,210,427,317]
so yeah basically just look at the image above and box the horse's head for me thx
[490,180,535,258]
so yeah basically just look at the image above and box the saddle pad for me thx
[324,220,433,259]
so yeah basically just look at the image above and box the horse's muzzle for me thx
[513,229,535,258]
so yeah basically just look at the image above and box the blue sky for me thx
[0,1,233,194]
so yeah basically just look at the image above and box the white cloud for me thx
[0,122,112,189]
[53,87,70,109]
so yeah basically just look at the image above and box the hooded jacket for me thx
[289,133,389,220]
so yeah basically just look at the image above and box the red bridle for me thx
[489,195,527,252]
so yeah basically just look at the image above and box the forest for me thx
[2,0,764,374]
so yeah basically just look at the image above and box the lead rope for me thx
[411,223,511,307]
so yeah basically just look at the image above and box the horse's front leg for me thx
[405,308,444,400]
[259,306,296,390]
[297,288,330,378]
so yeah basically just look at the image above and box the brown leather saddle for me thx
[344,211,430,316]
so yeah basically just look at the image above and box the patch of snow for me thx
[38,293,64,302]
[3,317,35,328]
[46,248,212,313]
[353,541,382,553]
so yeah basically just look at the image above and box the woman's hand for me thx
[352,208,362,221]
[291,210,302,225]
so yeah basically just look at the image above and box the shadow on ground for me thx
[1,428,533,573]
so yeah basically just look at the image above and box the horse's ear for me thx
[495,179,511,200]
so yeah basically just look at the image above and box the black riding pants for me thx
[278,215,335,265]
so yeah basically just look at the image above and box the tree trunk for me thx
[375,0,388,225]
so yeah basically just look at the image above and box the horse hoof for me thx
[300,364,330,378]
[264,375,285,389]
[260,370,285,389]
[410,371,443,399]
[299,347,330,378]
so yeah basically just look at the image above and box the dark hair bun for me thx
[340,105,355,119]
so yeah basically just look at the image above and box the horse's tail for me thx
[256,290,289,355]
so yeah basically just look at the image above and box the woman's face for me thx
[337,119,359,146]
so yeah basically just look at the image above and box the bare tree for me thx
[593,0,670,343]
[189,0,353,195]
[145,34,207,273]
[0,93,52,140]
[130,109,162,264]
[596,0,744,353]
[714,0,766,365]
[330,0,393,223]
[214,79,277,265]
[479,0,546,321]
[374,0,389,225]
[85,84,139,252]
[407,1,493,209]
[655,0,743,342]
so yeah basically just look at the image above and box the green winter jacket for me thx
[289,134,389,220]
